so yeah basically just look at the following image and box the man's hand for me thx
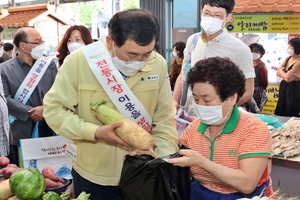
[94,122,130,147]
[28,106,44,121]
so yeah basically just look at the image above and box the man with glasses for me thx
[43,9,178,199]
[173,0,255,116]
[0,27,57,165]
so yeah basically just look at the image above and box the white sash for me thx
[9,57,52,123]
[82,41,152,132]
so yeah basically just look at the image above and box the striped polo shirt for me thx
[179,105,272,194]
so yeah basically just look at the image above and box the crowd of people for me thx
[0,0,299,199]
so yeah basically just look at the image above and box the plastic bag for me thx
[119,151,191,200]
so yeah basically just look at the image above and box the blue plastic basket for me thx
[254,114,278,125]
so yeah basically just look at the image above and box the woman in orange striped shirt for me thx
[168,57,273,200]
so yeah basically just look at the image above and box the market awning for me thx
[0,3,67,28]
[234,0,300,13]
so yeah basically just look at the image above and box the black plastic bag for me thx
[119,151,191,200]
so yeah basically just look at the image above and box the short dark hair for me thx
[13,28,27,48]
[249,43,265,57]
[0,26,3,33]
[202,0,235,14]
[173,41,186,58]
[3,43,13,51]
[289,38,300,55]
[187,57,245,102]
[108,9,159,47]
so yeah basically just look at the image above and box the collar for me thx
[197,105,240,134]
[201,28,228,44]
[16,56,35,67]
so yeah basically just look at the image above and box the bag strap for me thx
[180,33,200,106]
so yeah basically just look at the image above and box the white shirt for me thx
[182,29,255,115]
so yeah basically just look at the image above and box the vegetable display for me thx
[40,191,62,200]
[0,157,10,167]
[9,168,46,200]
[42,167,65,188]
[0,179,13,200]
[0,158,92,200]
[91,100,155,153]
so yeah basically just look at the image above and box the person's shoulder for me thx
[0,56,15,68]
[186,32,201,45]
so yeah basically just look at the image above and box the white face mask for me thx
[25,43,45,59]
[0,46,3,57]
[111,46,146,77]
[200,16,224,35]
[193,100,231,125]
[252,52,260,60]
[68,42,85,53]
[287,48,294,56]
[172,51,178,58]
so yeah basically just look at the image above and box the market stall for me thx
[228,2,300,195]
[254,114,300,197]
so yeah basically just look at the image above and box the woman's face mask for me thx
[252,52,260,60]
[193,100,231,125]
[287,48,294,56]
[172,51,178,58]
[68,42,85,53]
[200,16,225,35]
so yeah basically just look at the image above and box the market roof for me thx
[233,0,300,14]
[0,3,67,28]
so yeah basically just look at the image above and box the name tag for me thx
[146,75,159,81]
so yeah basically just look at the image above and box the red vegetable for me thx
[6,164,18,169]
[45,178,63,188]
[2,167,20,179]
[42,167,64,184]
[0,157,10,167]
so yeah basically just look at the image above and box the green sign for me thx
[227,14,300,33]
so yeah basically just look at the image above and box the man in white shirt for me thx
[173,0,254,116]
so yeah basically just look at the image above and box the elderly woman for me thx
[168,57,273,200]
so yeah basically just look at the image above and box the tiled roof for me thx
[233,0,300,13]
[0,3,67,28]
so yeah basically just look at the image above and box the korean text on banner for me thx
[20,136,72,179]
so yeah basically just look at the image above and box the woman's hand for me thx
[167,149,206,167]
[94,122,130,147]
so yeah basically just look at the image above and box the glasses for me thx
[202,11,226,20]
[22,41,45,45]
[115,46,157,63]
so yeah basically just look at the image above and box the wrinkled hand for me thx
[167,149,205,167]
[28,106,44,121]
[95,122,130,147]
[128,149,156,158]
